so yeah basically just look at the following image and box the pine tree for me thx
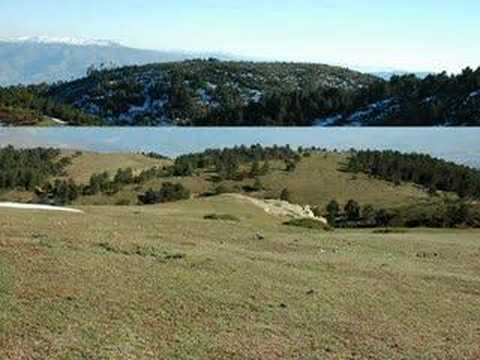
[250,160,261,177]
[345,200,361,221]
[252,178,263,191]
[326,200,340,225]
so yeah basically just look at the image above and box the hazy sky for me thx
[1,0,479,72]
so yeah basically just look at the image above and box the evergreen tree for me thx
[326,200,340,225]
[252,178,264,191]
[345,200,361,221]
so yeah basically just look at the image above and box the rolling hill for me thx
[1,55,478,126]
[0,148,437,210]
[45,59,379,126]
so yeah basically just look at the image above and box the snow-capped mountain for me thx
[0,36,121,47]
[0,36,234,86]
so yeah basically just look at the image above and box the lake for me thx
[1,127,480,167]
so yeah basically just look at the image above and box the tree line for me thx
[347,150,480,199]
[170,144,301,183]
[356,67,480,126]
[0,146,71,191]
[322,198,480,229]
[45,59,480,126]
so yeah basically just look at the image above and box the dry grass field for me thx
[57,151,172,184]
[1,194,479,359]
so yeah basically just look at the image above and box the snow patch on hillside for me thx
[314,115,342,126]
[469,90,480,98]
[315,99,394,126]
[0,202,84,213]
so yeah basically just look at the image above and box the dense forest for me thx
[331,67,480,126]
[0,146,71,190]
[45,59,379,126]
[347,150,480,199]
[1,60,478,126]
[45,60,479,126]
[0,86,100,125]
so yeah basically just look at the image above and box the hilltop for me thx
[45,59,378,126]
[2,60,478,126]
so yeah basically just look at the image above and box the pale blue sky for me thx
[1,0,479,72]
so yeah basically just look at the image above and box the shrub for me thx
[280,188,292,202]
[204,214,240,222]
[214,183,240,195]
[283,218,331,231]
[115,198,133,206]
[345,199,361,221]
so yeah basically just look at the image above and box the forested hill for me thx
[45,59,379,126]
[2,60,479,126]
[319,67,480,126]
[46,61,480,126]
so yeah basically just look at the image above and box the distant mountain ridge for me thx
[0,36,122,47]
[0,35,436,87]
[0,36,234,86]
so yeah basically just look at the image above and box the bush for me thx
[214,183,240,195]
[204,214,240,222]
[115,198,133,206]
[280,188,292,202]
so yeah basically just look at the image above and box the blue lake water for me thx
[1,127,480,167]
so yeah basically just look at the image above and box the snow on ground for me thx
[315,99,393,126]
[314,115,342,126]
[345,99,393,125]
[0,202,84,213]
[48,117,67,125]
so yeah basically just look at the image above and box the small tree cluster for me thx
[138,182,191,205]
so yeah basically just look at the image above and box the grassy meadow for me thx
[45,151,431,210]
[1,194,479,359]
